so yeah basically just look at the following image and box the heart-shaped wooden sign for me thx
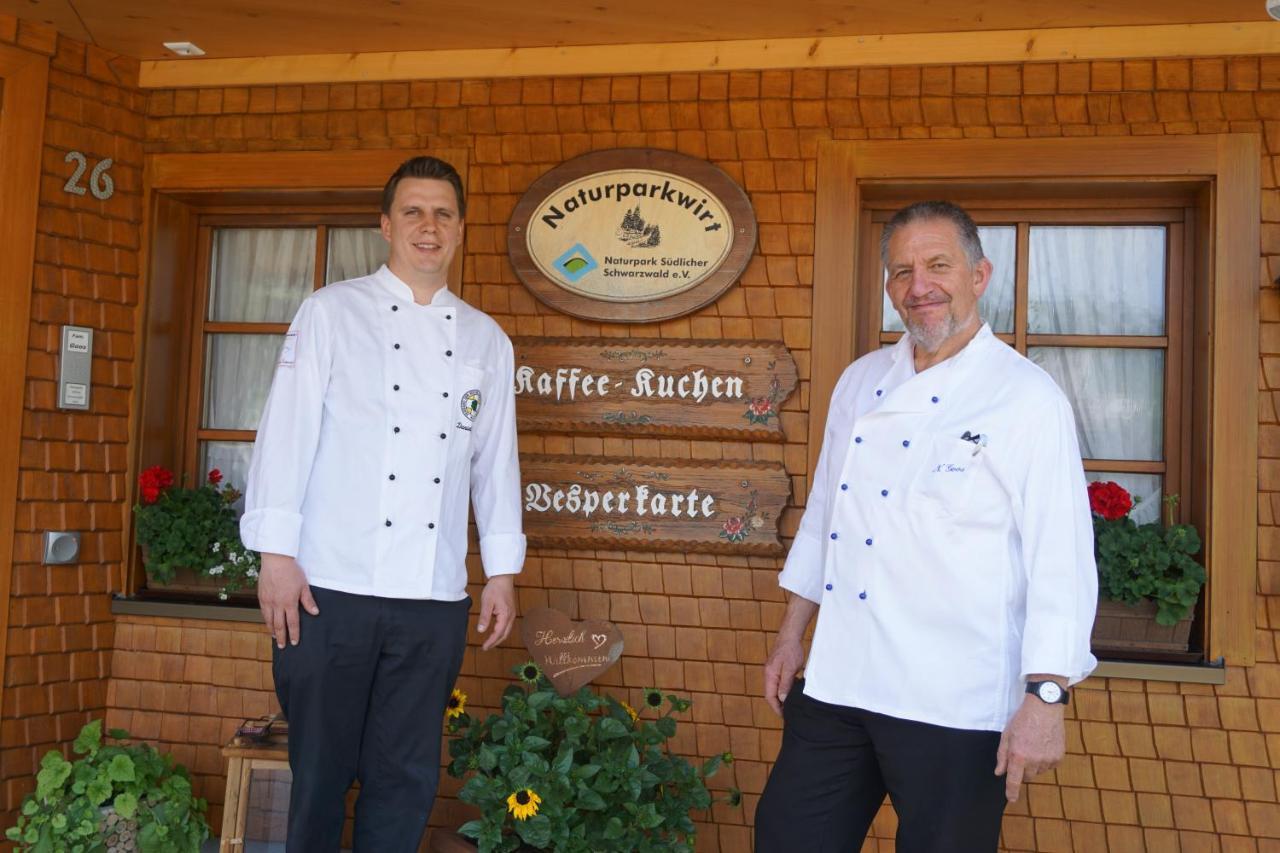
[521,607,624,697]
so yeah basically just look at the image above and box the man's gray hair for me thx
[879,201,985,267]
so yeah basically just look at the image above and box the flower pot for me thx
[1090,598,1194,654]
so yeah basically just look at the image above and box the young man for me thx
[241,156,525,852]
[755,201,1097,853]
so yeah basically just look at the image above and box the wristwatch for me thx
[1026,680,1069,705]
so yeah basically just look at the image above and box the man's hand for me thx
[995,680,1068,803]
[477,574,517,651]
[763,635,806,716]
[258,553,319,649]
[762,594,819,716]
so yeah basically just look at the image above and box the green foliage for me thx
[447,665,738,853]
[134,470,259,600]
[1095,496,1205,626]
[6,720,209,853]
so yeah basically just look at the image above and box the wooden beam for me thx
[808,141,860,479]
[0,43,51,724]
[139,21,1280,88]
[1207,132,1260,666]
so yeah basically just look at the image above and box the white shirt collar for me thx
[373,264,459,308]
[893,321,995,373]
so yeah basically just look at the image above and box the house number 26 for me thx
[62,151,115,200]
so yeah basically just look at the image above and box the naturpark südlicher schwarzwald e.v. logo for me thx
[508,149,756,324]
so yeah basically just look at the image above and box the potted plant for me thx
[133,466,259,600]
[6,719,210,853]
[1088,480,1206,653]
[434,663,739,853]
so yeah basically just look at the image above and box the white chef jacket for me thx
[240,265,526,600]
[780,324,1097,732]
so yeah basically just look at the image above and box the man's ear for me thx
[972,257,993,299]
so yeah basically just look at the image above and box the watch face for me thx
[1038,682,1063,703]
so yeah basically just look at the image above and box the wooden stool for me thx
[219,734,290,852]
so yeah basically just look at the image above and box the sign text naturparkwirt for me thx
[509,149,756,323]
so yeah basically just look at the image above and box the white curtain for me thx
[1028,226,1165,334]
[209,228,315,322]
[882,225,1016,333]
[201,227,391,488]
[327,227,389,284]
[1029,347,1164,462]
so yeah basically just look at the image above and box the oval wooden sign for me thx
[508,148,757,323]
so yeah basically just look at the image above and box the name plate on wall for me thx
[513,338,798,441]
[522,455,791,554]
[508,148,756,323]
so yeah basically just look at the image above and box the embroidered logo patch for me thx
[461,389,482,421]
[278,332,298,367]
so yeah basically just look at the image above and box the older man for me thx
[755,201,1097,853]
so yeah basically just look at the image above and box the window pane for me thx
[327,227,389,284]
[209,228,316,322]
[1029,347,1164,461]
[1028,225,1166,335]
[199,441,254,506]
[1087,472,1163,525]
[883,225,1015,334]
[203,334,283,430]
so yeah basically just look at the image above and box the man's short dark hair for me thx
[381,156,466,218]
[880,201,984,267]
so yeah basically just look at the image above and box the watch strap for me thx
[1026,680,1069,705]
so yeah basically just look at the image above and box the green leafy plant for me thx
[6,719,209,853]
[1089,481,1205,626]
[134,466,259,599]
[446,663,739,853]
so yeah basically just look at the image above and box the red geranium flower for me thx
[138,465,174,504]
[208,468,223,485]
[748,398,773,417]
[722,517,745,537]
[1087,480,1133,521]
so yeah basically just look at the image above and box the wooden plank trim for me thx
[148,149,464,191]
[0,43,50,727]
[138,21,1280,88]
[1207,133,1260,666]
[809,141,861,478]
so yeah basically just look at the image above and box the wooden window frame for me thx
[810,136,1260,666]
[129,150,468,598]
[861,206,1194,526]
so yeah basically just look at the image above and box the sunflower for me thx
[506,788,542,820]
[445,688,466,720]
[621,701,639,723]
[518,661,543,685]
[643,688,664,710]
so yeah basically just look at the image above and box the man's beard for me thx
[904,311,961,354]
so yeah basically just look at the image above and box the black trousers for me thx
[272,586,471,853]
[755,681,1007,853]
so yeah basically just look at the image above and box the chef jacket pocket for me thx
[914,435,984,517]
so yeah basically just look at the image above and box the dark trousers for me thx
[755,681,1007,853]
[272,586,471,853]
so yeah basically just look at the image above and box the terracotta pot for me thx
[1090,597,1194,653]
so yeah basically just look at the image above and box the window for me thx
[190,219,388,492]
[810,136,1259,667]
[132,148,468,601]
[863,208,1193,529]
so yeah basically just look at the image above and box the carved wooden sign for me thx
[522,455,791,554]
[508,148,757,323]
[522,608,624,697]
[513,337,798,441]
